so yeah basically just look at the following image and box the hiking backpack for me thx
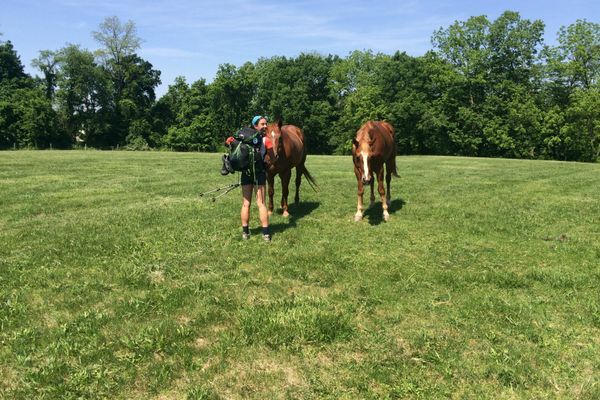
[228,127,262,172]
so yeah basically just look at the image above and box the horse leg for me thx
[370,176,375,207]
[294,165,302,204]
[267,172,275,216]
[377,169,389,221]
[280,169,292,217]
[354,175,364,222]
[385,160,392,207]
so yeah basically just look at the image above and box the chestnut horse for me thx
[352,121,398,221]
[265,121,317,217]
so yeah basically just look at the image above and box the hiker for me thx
[224,116,274,241]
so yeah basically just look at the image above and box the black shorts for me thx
[241,169,266,186]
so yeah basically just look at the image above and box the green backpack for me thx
[228,127,262,172]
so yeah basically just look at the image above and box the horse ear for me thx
[277,119,283,129]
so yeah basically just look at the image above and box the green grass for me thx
[1,150,599,399]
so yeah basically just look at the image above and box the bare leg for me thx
[241,184,253,227]
[255,185,269,227]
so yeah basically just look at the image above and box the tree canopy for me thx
[1,13,599,161]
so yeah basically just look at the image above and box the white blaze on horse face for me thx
[270,130,277,156]
[361,150,369,181]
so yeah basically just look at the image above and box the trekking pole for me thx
[199,182,240,202]
[210,183,240,201]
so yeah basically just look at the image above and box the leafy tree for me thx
[253,56,290,120]
[54,44,112,147]
[120,54,161,109]
[31,50,60,99]
[0,40,29,84]
[542,20,600,161]
[0,83,65,148]
[93,16,157,146]
[552,20,600,90]
[92,16,142,98]
[3,10,599,161]
[0,41,65,149]
[211,62,256,137]
[562,87,600,161]
[254,53,337,153]
[117,54,161,146]
[413,51,458,155]
[149,76,190,147]
[163,78,216,151]
[488,11,545,86]
[432,15,490,109]
[431,11,546,158]
[287,53,337,154]
[483,12,545,158]
[372,51,439,155]
[125,119,151,150]
[539,106,568,160]
[329,51,390,153]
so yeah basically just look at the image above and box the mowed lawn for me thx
[1,150,599,399]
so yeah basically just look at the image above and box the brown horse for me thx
[264,121,317,217]
[352,121,398,221]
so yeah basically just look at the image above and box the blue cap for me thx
[252,115,264,126]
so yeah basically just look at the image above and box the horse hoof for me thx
[354,214,362,222]
[283,211,290,218]
[383,213,390,221]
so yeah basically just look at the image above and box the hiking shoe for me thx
[220,155,232,175]
[263,234,272,242]
[242,232,250,240]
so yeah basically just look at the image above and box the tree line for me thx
[1,12,598,161]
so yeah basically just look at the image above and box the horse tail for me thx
[298,132,318,191]
[389,154,400,178]
[301,165,318,191]
[388,143,400,178]
[381,121,399,178]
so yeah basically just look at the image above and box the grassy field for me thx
[1,150,599,399]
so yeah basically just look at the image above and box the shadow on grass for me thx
[258,201,320,237]
[363,198,406,225]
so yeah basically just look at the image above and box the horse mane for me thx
[356,121,377,144]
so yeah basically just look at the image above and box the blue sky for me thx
[2,0,598,98]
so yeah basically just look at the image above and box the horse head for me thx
[266,120,284,166]
[353,127,376,185]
